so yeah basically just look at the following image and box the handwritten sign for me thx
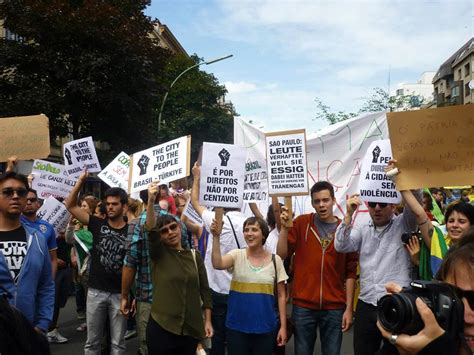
[31,159,76,199]
[182,198,203,226]
[266,129,309,196]
[63,136,101,176]
[388,105,474,190]
[358,139,401,203]
[98,152,130,190]
[36,196,71,235]
[0,114,50,161]
[129,136,191,194]
[199,142,246,208]
[243,158,268,202]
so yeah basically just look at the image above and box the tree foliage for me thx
[315,87,426,125]
[0,0,170,153]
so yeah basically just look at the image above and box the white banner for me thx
[36,196,71,235]
[199,142,246,208]
[31,160,76,200]
[98,152,130,190]
[234,112,389,218]
[358,139,401,204]
[63,136,101,176]
[129,136,190,194]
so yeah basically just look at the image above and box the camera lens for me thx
[377,293,423,335]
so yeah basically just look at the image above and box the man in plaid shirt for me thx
[120,188,188,355]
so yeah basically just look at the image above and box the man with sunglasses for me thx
[335,193,420,355]
[65,170,129,354]
[0,172,55,338]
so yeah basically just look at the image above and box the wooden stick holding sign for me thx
[265,129,309,228]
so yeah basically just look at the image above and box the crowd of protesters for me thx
[0,154,473,355]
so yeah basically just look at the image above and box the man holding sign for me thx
[278,182,358,355]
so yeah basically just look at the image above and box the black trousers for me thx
[146,316,198,355]
[354,300,383,355]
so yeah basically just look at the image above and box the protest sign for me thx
[129,136,191,194]
[31,159,76,199]
[63,136,101,176]
[36,196,71,235]
[199,142,246,208]
[266,129,309,197]
[182,198,203,226]
[98,152,130,190]
[357,139,401,204]
[388,105,474,190]
[0,114,50,161]
[243,158,268,202]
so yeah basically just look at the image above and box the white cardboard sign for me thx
[129,136,191,194]
[243,158,268,202]
[358,139,401,203]
[266,129,309,196]
[199,142,246,208]
[31,160,76,200]
[98,152,130,190]
[182,198,203,226]
[36,196,72,235]
[63,136,101,176]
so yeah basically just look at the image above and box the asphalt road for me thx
[50,297,354,354]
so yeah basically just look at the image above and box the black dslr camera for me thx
[401,231,422,245]
[377,281,464,336]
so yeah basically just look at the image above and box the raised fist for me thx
[218,148,230,167]
[371,146,381,163]
[137,155,150,175]
[64,148,73,165]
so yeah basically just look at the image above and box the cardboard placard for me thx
[129,136,191,194]
[31,159,76,199]
[243,158,268,202]
[266,129,309,197]
[182,198,203,226]
[199,142,246,208]
[63,136,102,176]
[388,105,474,190]
[0,114,50,161]
[357,139,401,203]
[36,196,71,235]
[98,152,130,190]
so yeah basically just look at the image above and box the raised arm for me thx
[334,194,363,253]
[145,181,159,231]
[65,170,90,225]
[400,190,433,249]
[211,219,234,270]
[249,202,264,220]
[5,155,18,173]
[191,162,206,217]
[276,207,291,259]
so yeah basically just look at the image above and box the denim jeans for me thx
[227,328,276,355]
[292,305,344,355]
[210,290,228,355]
[84,288,127,355]
[137,301,152,355]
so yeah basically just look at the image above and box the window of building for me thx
[465,63,471,77]
[396,89,404,96]
[465,83,470,97]
[451,86,460,97]
[458,68,462,80]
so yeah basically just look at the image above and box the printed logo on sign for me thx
[372,146,381,163]
[218,148,231,166]
[64,148,73,165]
[137,155,150,176]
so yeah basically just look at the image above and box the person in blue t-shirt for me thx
[21,189,58,277]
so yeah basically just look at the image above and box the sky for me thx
[146,0,474,134]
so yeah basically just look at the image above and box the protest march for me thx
[0,103,473,355]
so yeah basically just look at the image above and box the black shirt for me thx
[0,227,27,282]
[88,215,128,294]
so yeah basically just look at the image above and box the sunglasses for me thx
[368,202,388,208]
[453,286,474,310]
[26,197,38,203]
[159,222,179,235]
[1,188,28,198]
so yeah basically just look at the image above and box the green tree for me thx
[315,87,426,125]
[156,54,235,163]
[0,0,170,153]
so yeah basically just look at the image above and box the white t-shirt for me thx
[264,228,279,254]
[202,210,247,294]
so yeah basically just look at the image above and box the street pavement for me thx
[50,296,354,354]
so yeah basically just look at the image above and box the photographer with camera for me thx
[376,229,474,354]
[335,178,428,354]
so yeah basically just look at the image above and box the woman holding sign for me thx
[145,183,213,355]
[211,216,288,354]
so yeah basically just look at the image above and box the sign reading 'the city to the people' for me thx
[265,129,309,196]
[129,136,191,194]
[98,152,130,190]
[358,139,401,204]
[63,136,102,177]
[31,159,76,199]
[199,142,246,208]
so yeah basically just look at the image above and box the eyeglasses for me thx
[368,202,388,208]
[1,188,28,198]
[159,222,179,235]
[453,286,474,310]
[26,197,38,203]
